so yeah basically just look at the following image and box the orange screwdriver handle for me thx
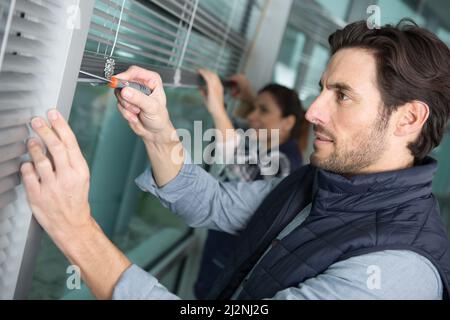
[109,77,152,96]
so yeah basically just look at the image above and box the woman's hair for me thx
[258,84,309,151]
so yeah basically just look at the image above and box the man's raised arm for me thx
[114,66,278,234]
[113,66,184,187]
[20,67,276,300]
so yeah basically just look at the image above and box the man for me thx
[21,20,450,299]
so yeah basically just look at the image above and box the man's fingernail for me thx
[31,118,43,129]
[48,109,58,121]
[122,88,132,99]
[28,139,37,147]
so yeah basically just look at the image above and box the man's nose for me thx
[305,95,329,126]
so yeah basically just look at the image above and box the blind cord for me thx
[214,0,239,73]
[174,0,200,86]
[103,0,126,79]
[110,0,126,57]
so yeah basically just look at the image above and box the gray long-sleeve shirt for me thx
[112,157,443,300]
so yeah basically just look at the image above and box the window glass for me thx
[315,0,350,21]
[301,44,329,103]
[273,27,306,88]
[431,129,450,234]
[437,27,450,47]
[377,0,425,25]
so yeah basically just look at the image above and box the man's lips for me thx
[314,132,334,142]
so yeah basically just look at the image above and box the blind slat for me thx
[98,0,181,38]
[13,0,57,23]
[0,125,28,147]
[0,72,37,91]
[0,33,47,56]
[0,220,13,236]
[0,174,20,195]
[94,9,181,48]
[0,159,21,180]
[9,16,51,39]
[168,0,248,48]
[0,92,35,111]
[1,54,43,74]
[92,8,181,49]
[0,235,10,250]
[0,142,27,163]
[87,34,174,66]
[0,109,31,128]
[82,0,261,84]
[151,0,246,50]
[89,22,179,60]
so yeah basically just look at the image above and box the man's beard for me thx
[311,111,390,175]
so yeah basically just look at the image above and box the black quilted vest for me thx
[208,157,450,299]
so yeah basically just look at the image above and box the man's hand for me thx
[21,110,92,243]
[198,69,226,117]
[114,66,175,145]
[20,109,131,299]
[114,66,184,187]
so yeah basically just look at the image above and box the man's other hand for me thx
[21,109,93,245]
[21,109,131,299]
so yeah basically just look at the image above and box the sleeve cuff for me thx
[112,265,159,300]
[134,152,198,203]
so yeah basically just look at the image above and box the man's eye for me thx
[337,92,349,102]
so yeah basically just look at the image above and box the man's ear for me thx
[394,101,429,137]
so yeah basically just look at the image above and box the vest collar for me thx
[312,157,437,212]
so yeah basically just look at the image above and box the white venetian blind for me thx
[80,0,263,86]
[0,0,92,299]
[0,0,59,210]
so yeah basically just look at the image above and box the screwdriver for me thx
[79,70,152,96]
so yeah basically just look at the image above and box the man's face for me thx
[306,48,391,175]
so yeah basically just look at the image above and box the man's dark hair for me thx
[329,19,450,161]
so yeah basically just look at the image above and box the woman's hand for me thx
[198,69,226,117]
[229,74,255,103]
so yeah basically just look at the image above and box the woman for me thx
[194,69,309,298]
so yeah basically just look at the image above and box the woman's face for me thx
[247,91,294,144]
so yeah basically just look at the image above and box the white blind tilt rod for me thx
[109,0,126,57]
[214,0,239,73]
[174,0,199,86]
[171,0,189,68]
[0,0,16,71]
